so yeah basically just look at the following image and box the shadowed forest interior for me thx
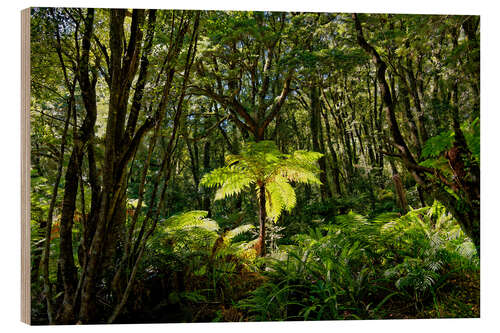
[29,8,480,324]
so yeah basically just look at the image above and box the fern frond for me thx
[201,166,233,188]
[164,210,208,227]
[201,164,254,200]
[278,166,321,185]
[265,176,297,222]
[275,153,322,184]
[164,210,220,232]
[291,150,324,164]
[201,140,322,221]
[225,224,255,241]
[225,153,243,165]
[214,170,254,200]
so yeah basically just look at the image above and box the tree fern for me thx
[200,140,322,255]
[201,141,321,220]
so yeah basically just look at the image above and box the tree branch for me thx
[260,71,294,137]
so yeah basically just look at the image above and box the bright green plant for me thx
[142,210,258,310]
[239,201,479,321]
[157,210,256,256]
[201,140,323,256]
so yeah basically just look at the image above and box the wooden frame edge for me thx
[21,7,31,325]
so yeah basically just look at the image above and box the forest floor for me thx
[112,268,479,323]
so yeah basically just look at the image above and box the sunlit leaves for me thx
[420,118,480,170]
[163,210,219,233]
[213,168,254,200]
[201,140,322,222]
[464,117,480,163]
[224,224,255,242]
[265,176,296,222]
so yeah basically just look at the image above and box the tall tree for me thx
[353,13,480,251]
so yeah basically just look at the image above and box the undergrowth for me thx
[109,202,478,323]
[237,201,479,321]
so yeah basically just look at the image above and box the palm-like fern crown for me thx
[201,140,323,221]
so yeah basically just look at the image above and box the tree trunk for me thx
[104,13,199,323]
[256,183,267,257]
[202,139,212,215]
[78,9,149,323]
[354,13,480,252]
[406,59,428,146]
[399,77,422,155]
[310,85,331,201]
[39,85,73,325]
[320,107,342,196]
[57,149,81,323]
[56,8,98,323]
[392,173,408,214]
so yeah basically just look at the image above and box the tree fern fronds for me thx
[290,150,324,165]
[225,224,255,241]
[200,166,232,188]
[201,140,322,256]
[276,165,322,185]
[225,153,243,166]
[265,177,297,222]
[335,211,368,228]
[214,171,254,200]
[201,165,253,189]
[239,238,259,251]
[372,212,400,225]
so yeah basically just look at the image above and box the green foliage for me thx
[163,210,219,233]
[238,202,479,320]
[420,117,480,167]
[464,117,480,163]
[201,141,322,222]
[127,198,146,208]
[225,224,255,243]
[139,210,260,318]
[202,167,254,200]
[29,9,480,324]
[154,210,256,253]
[265,177,296,221]
[421,131,455,159]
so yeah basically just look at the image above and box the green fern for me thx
[224,224,255,243]
[265,176,297,221]
[201,140,322,223]
[163,210,219,232]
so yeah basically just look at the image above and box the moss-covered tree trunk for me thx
[79,9,151,323]
[56,8,97,324]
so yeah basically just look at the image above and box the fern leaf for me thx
[225,224,255,241]
[265,176,297,222]
[214,170,254,200]
[164,210,220,232]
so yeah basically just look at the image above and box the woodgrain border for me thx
[21,7,31,325]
